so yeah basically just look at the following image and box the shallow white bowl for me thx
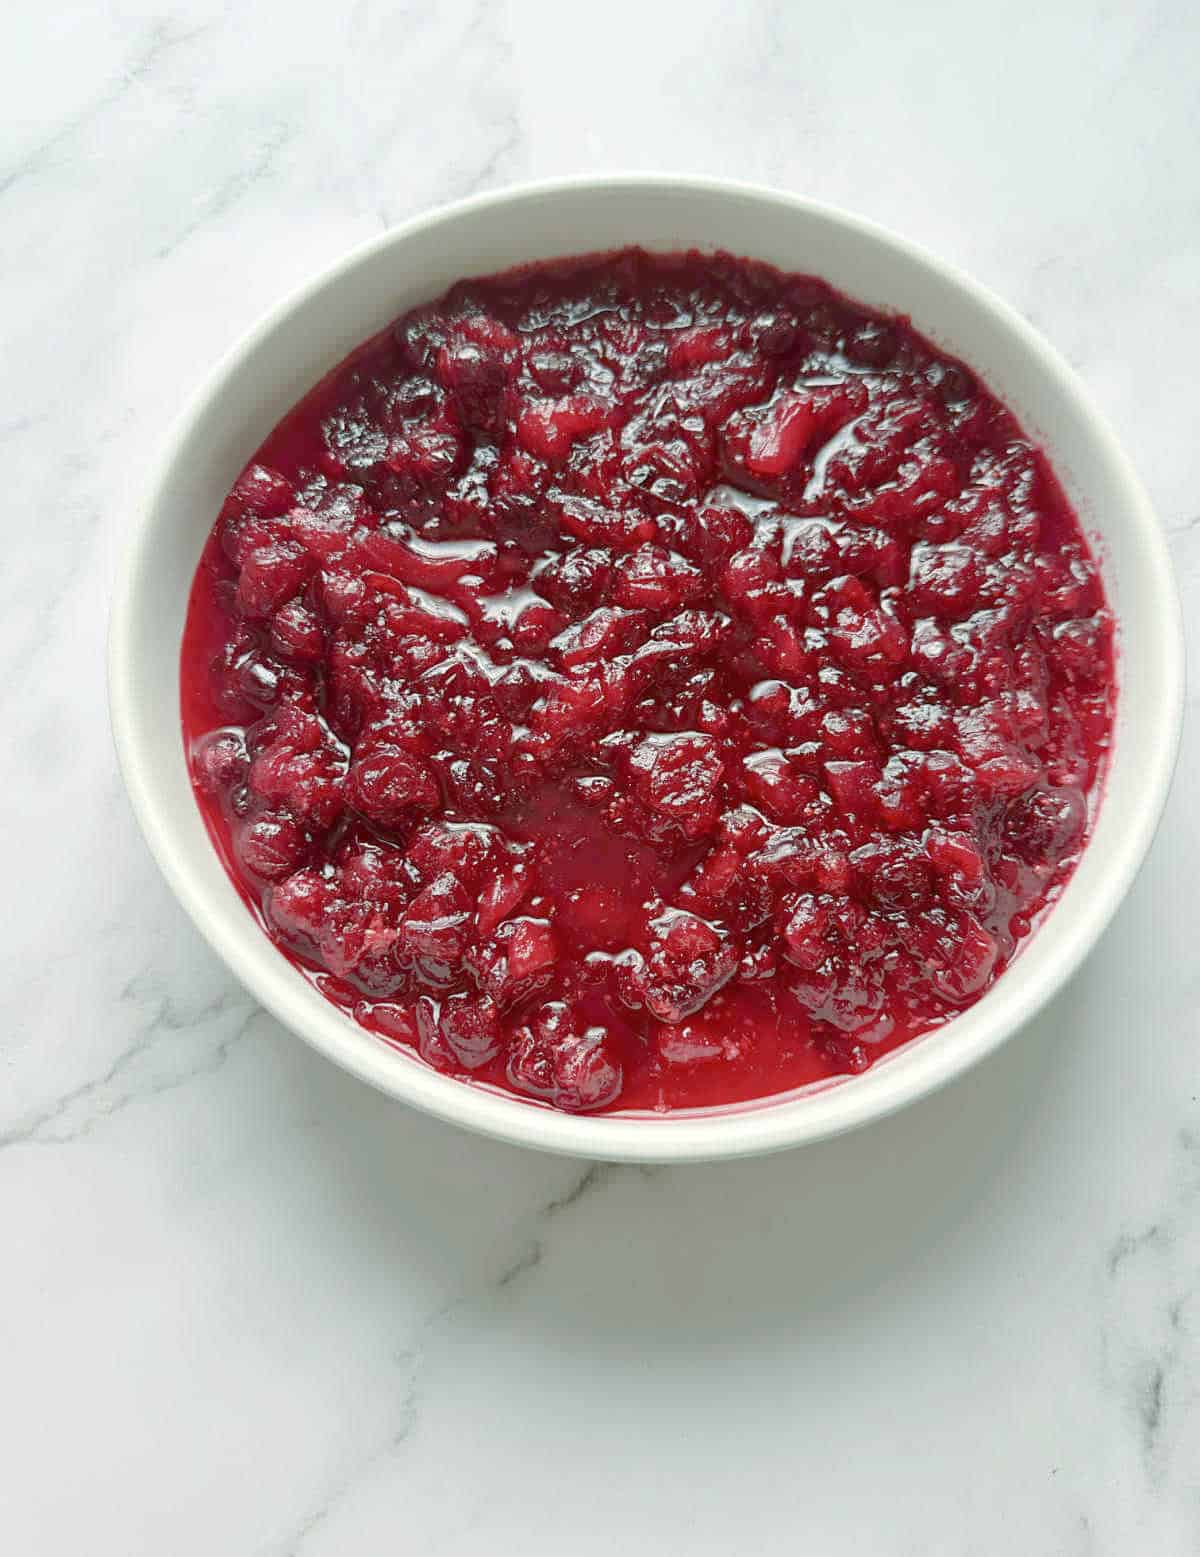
[109,175,1183,1162]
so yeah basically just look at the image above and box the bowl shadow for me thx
[254,971,1076,1348]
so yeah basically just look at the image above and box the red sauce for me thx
[181,247,1114,1113]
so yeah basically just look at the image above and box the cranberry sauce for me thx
[181,247,1114,1113]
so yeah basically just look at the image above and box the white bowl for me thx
[109,175,1184,1162]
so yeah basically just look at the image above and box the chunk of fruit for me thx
[247,706,347,829]
[467,917,559,1005]
[613,544,703,610]
[743,750,817,823]
[237,811,309,880]
[270,600,324,662]
[628,732,725,840]
[266,868,336,944]
[399,873,472,962]
[223,462,294,520]
[1004,784,1086,863]
[550,606,646,670]
[348,748,439,828]
[192,730,247,794]
[434,313,519,430]
[516,395,612,463]
[436,991,503,1069]
[475,857,531,939]
[507,1003,622,1111]
[633,910,739,1023]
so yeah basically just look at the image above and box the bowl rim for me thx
[108,172,1185,1162]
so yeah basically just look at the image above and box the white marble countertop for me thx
[5,1,1199,1550]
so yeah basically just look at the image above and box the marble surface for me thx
[4,0,1199,1549]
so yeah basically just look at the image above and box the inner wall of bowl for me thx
[123,180,1172,1154]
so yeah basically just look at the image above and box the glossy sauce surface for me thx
[181,248,1114,1113]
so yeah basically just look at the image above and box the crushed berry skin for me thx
[181,247,1114,1114]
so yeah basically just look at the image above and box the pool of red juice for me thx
[181,246,1114,1114]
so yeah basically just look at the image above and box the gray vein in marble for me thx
[154,119,296,263]
[494,1237,545,1289]
[442,113,523,208]
[488,1163,612,1292]
[440,0,521,202]
[350,0,522,228]
[541,1160,612,1216]
[0,543,106,707]
[0,411,53,441]
[490,1161,663,1293]
[0,18,210,200]
[0,977,259,1149]
[1102,1127,1200,1484]
[1139,1361,1167,1459]
[270,1347,422,1557]
[270,1324,444,1551]
[1108,1222,1170,1275]
[264,1159,649,1549]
